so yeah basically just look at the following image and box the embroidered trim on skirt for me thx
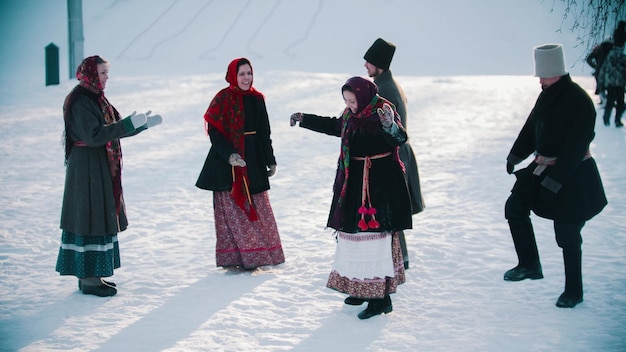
[213,191,285,269]
[327,232,405,299]
[55,230,120,279]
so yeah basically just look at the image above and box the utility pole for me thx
[67,0,83,78]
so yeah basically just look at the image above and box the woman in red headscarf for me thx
[56,55,162,297]
[196,58,284,270]
[290,76,412,319]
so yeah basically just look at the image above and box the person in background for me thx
[196,57,284,270]
[363,37,424,272]
[598,32,626,127]
[613,20,626,49]
[503,44,607,308]
[585,39,613,105]
[56,55,163,297]
[290,76,412,319]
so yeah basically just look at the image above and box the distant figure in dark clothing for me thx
[598,37,626,127]
[613,20,626,47]
[586,40,613,104]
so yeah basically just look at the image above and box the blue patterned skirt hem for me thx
[55,230,121,279]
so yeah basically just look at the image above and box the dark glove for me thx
[506,162,514,174]
[290,112,302,127]
[539,186,556,203]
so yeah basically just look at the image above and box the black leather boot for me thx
[78,278,116,290]
[504,219,543,281]
[358,295,392,319]
[556,246,583,308]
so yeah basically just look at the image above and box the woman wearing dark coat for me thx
[290,76,412,319]
[56,55,162,297]
[504,44,607,309]
[196,58,284,270]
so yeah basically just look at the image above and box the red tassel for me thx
[358,206,368,214]
[368,218,380,229]
[248,206,259,221]
[358,218,369,231]
[367,207,377,215]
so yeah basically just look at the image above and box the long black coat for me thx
[300,113,413,233]
[60,87,136,235]
[374,70,424,214]
[196,95,277,194]
[508,75,607,221]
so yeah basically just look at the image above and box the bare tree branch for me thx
[551,0,625,51]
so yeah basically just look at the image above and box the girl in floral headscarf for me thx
[56,55,162,297]
[289,76,412,319]
[196,58,284,270]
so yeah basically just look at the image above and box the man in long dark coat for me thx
[364,38,425,270]
[504,44,607,308]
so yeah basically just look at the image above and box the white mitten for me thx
[228,153,246,167]
[267,164,277,177]
[290,112,302,126]
[130,113,147,128]
[376,103,394,129]
[145,114,163,128]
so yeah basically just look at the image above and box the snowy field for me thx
[1,1,626,351]
[1,72,625,352]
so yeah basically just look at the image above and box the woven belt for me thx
[351,152,392,230]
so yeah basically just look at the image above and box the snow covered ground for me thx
[1,1,625,351]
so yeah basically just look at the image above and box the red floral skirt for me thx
[213,191,285,269]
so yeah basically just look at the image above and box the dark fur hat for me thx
[364,38,396,71]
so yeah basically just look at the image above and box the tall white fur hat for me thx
[533,44,568,78]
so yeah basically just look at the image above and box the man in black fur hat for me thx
[364,38,424,269]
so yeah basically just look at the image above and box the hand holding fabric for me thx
[376,103,394,129]
[290,112,302,127]
[267,164,277,177]
[229,153,246,167]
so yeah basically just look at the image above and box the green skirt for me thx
[55,231,121,279]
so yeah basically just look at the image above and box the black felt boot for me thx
[556,246,583,308]
[358,295,392,319]
[504,219,543,281]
